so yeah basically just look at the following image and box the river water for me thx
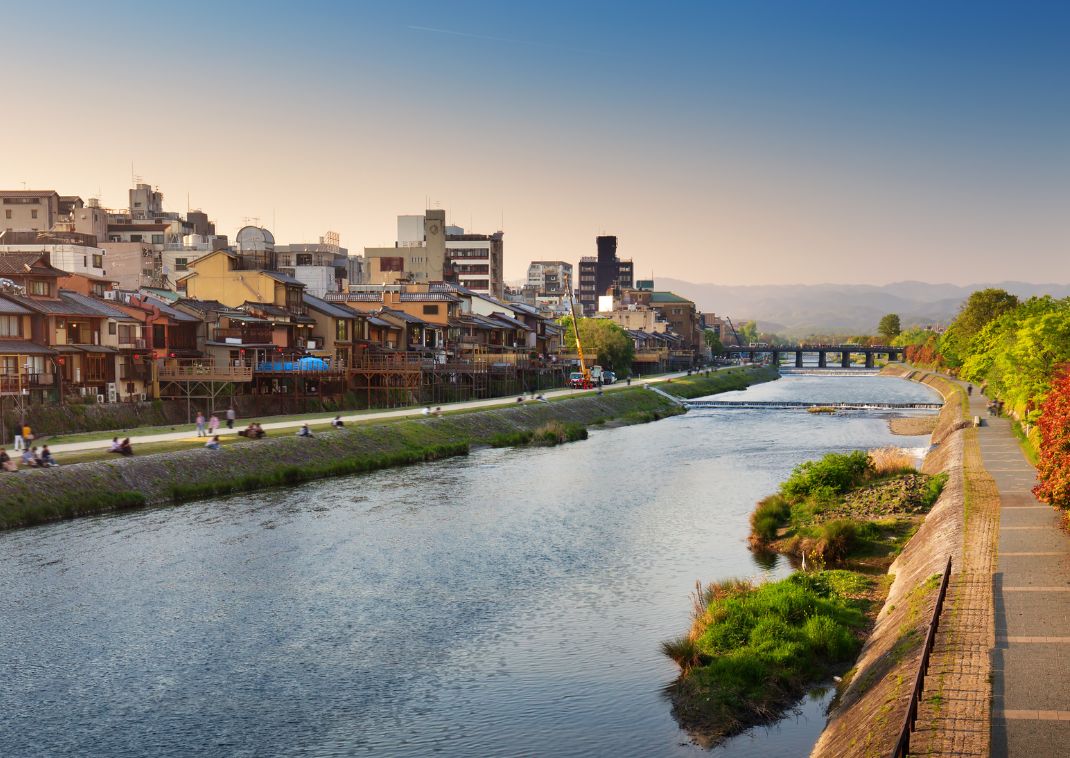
[0,374,940,758]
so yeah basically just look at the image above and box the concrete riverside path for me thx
[975,390,1070,755]
[42,369,696,456]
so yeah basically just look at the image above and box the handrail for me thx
[891,556,952,758]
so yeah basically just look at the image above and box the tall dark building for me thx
[577,235,634,314]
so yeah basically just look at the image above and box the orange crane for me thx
[565,275,592,388]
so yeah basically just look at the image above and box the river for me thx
[0,374,941,757]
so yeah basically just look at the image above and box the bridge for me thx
[723,344,903,368]
[684,399,942,410]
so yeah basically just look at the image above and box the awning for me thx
[0,340,56,356]
[71,344,120,354]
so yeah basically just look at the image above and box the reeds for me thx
[868,446,916,476]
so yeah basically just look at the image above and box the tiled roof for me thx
[0,190,58,198]
[0,295,32,315]
[0,252,63,276]
[59,291,139,321]
[398,292,460,302]
[379,308,427,325]
[263,270,306,287]
[142,296,200,322]
[488,312,533,331]
[7,293,107,317]
[0,339,56,355]
[303,293,360,319]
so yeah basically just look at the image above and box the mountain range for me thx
[653,279,1070,337]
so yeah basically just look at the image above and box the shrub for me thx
[781,451,872,499]
[750,495,791,541]
[817,519,858,563]
[1034,367,1070,509]
[922,472,949,507]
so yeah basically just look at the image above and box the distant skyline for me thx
[4,1,1068,285]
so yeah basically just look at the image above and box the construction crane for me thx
[724,316,744,348]
[564,275,592,388]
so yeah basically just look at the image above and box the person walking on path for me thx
[13,429,24,452]
[208,414,220,435]
[195,412,206,437]
[226,407,236,430]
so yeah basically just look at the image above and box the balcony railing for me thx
[157,365,253,382]
[0,373,53,392]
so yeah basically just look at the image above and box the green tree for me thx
[737,320,760,345]
[559,316,636,374]
[704,329,724,354]
[877,313,901,340]
[940,288,1020,367]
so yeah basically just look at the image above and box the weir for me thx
[683,400,943,410]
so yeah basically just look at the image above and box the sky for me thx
[4,1,1069,285]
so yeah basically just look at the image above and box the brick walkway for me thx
[910,387,999,757]
[976,394,1070,755]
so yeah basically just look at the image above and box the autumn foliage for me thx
[1033,366,1070,509]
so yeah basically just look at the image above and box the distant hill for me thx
[655,279,1070,337]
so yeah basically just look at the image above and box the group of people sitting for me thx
[238,423,267,439]
[1,445,58,471]
[108,438,134,456]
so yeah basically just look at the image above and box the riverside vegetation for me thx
[0,367,777,530]
[663,441,947,744]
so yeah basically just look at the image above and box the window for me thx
[152,234,164,245]
[118,324,137,344]
[92,254,103,268]
[29,280,49,296]
[336,319,348,341]
[174,258,188,272]
[0,356,17,375]
[422,304,439,316]
[129,234,143,242]
[0,315,20,337]
[91,282,105,297]
[30,209,38,219]
[108,322,117,336]
[134,201,142,207]
[4,210,9,219]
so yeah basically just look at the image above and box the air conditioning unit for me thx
[96,394,106,404]
[139,393,147,401]
[103,291,117,301]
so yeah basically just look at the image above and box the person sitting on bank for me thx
[119,438,134,456]
[39,446,57,467]
[21,447,36,467]
[109,437,122,453]
[253,423,266,439]
[297,423,313,438]
[331,416,345,429]
[0,448,13,472]
[205,435,221,451]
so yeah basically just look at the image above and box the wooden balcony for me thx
[0,373,54,393]
[157,365,253,382]
[213,327,274,344]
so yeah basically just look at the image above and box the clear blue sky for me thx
[5,1,1068,284]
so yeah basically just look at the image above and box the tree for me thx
[877,314,901,340]
[1034,366,1070,509]
[737,321,760,345]
[704,329,723,354]
[559,316,635,374]
[940,288,1020,367]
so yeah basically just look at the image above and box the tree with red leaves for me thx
[1033,366,1070,509]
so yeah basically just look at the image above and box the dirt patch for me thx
[888,416,938,436]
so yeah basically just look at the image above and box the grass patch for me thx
[665,571,876,742]
[749,450,945,567]
[0,490,146,530]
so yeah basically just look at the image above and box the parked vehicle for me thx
[568,371,593,389]
[602,370,616,385]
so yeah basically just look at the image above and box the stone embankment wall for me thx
[811,368,976,757]
[0,389,681,530]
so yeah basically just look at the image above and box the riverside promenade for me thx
[42,369,692,456]
[977,392,1070,754]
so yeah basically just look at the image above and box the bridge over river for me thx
[724,344,903,368]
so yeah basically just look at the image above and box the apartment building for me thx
[577,235,633,315]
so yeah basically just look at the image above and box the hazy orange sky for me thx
[4,2,1068,284]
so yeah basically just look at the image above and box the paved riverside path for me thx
[974,391,1070,755]
[43,369,694,455]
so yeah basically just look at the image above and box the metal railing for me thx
[157,365,253,381]
[892,556,952,758]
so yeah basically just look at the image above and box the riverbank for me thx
[0,366,776,530]
[810,366,995,756]
[662,367,966,751]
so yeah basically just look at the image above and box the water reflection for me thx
[0,375,938,757]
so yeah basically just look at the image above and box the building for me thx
[1,190,65,233]
[275,234,350,298]
[577,235,633,315]
[364,210,504,298]
[0,231,109,283]
[526,261,572,295]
